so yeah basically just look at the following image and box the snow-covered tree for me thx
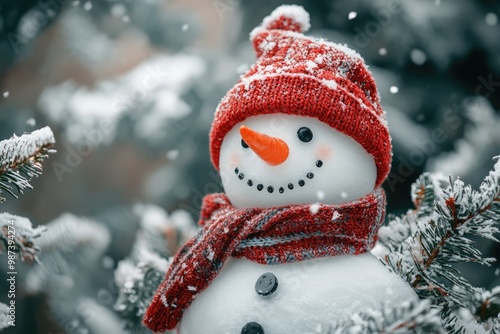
[0,127,55,331]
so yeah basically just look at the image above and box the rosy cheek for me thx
[315,145,332,160]
[229,151,240,168]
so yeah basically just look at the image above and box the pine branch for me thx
[0,126,56,203]
[0,302,9,330]
[328,299,444,334]
[442,307,494,334]
[474,286,500,322]
[25,213,110,292]
[114,249,170,332]
[0,212,46,261]
[383,157,500,307]
[131,204,197,261]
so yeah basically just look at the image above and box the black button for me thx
[241,322,264,334]
[255,272,278,296]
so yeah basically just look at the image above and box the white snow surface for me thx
[180,253,417,334]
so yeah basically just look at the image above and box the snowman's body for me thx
[178,115,417,333]
[180,253,416,334]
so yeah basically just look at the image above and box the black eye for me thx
[297,127,313,142]
[241,139,249,148]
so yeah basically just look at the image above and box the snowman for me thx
[144,5,417,334]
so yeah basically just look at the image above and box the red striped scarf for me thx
[143,188,386,332]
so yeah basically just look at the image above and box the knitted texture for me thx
[143,188,386,332]
[209,5,391,188]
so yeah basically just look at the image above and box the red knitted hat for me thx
[209,5,391,188]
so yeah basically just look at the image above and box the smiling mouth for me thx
[234,160,323,194]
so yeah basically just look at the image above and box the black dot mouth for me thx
[234,160,323,194]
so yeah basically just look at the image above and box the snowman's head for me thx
[219,114,376,208]
[209,5,392,209]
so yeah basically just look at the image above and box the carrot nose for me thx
[240,125,289,166]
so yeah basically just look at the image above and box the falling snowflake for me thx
[111,4,126,17]
[83,1,92,11]
[485,13,498,26]
[410,49,427,65]
[378,48,387,56]
[316,191,325,200]
[390,86,399,94]
[102,256,114,269]
[3,91,9,98]
[309,203,320,215]
[348,12,357,20]
[166,150,180,160]
[182,24,189,31]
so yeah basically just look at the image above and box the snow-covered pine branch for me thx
[0,126,56,202]
[131,204,196,260]
[0,302,9,330]
[114,249,170,332]
[428,98,500,185]
[472,286,500,323]
[0,212,46,260]
[26,213,110,292]
[328,299,444,334]
[381,157,500,309]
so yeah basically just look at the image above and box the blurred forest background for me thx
[0,0,499,333]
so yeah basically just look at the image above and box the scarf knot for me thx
[144,188,386,332]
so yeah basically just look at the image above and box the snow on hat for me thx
[209,5,391,188]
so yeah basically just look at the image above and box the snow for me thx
[236,63,249,74]
[219,114,377,208]
[348,12,357,20]
[180,253,417,334]
[427,98,500,182]
[0,303,9,330]
[0,126,54,177]
[3,91,8,98]
[166,149,179,160]
[182,24,189,31]
[137,249,170,273]
[36,213,110,266]
[378,48,387,56]
[111,4,126,17]
[321,79,338,90]
[410,49,427,65]
[115,260,143,291]
[309,203,321,214]
[389,86,399,94]
[485,12,498,26]
[38,55,205,145]
[316,190,325,200]
[102,256,114,269]
[261,5,311,32]
[83,1,92,11]
[26,118,36,126]
[306,60,318,72]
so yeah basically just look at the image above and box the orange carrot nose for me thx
[240,125,289,166]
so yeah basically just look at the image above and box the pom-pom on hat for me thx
[210,5,391,188]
